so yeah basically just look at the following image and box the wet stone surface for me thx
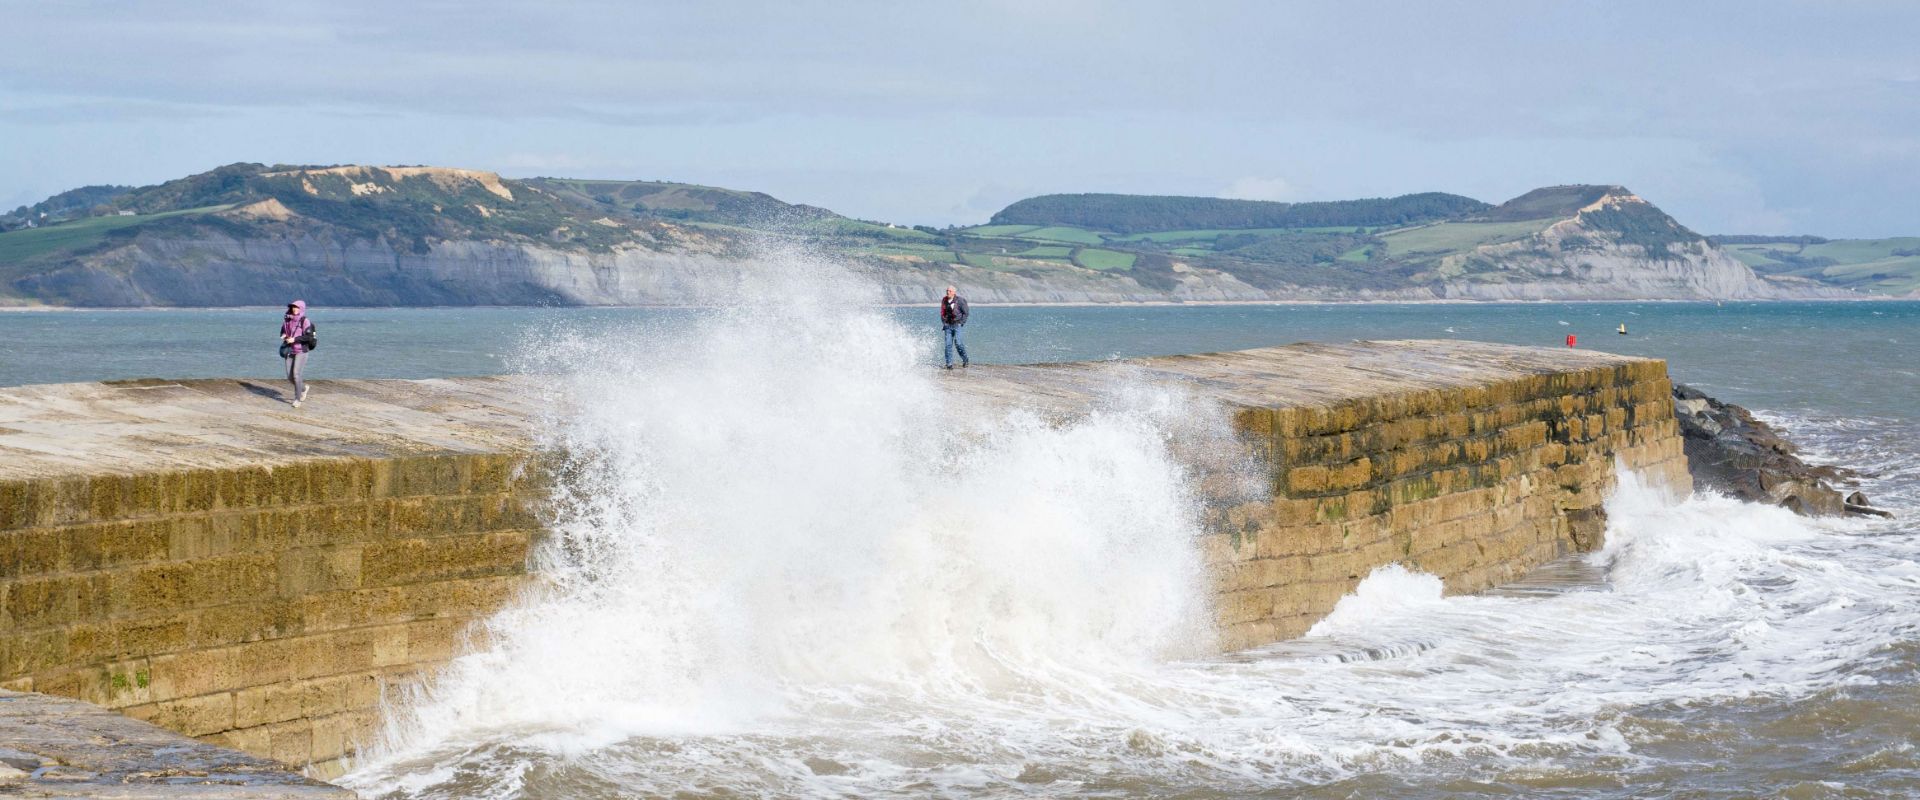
[0,690,351,798]
[0,340,1654,482]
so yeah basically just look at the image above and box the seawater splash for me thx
[341,271,1920,797]
[342,259,1221,794]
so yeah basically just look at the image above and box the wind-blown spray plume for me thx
[348,254,1216,781]
[343,261,1919,798]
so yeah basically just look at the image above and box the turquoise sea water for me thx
[4,301,1918,798]
[2,301,1914,418]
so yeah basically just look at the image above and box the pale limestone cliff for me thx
[11,220,1847,307]
[1417,193,1823,300]
[12,233,1278,306]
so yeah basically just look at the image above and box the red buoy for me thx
[1566,333,1577,348]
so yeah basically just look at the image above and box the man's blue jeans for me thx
[943,324,970,367]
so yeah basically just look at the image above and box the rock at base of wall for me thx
[1672,383,1890,518]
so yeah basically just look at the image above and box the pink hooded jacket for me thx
[281,300,312,355]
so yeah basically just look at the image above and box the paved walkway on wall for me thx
[0,340,1651,482]
[0,690,351,798]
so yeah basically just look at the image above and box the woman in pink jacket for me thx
[279,300,315,407]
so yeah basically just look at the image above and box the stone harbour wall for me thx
[0,341,1695,781]
[1204,357,1691,649]
[0,453,540,779]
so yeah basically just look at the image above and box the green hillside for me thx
[0,184,134,232]
[989,192,1489,234]
[932,189,1570,288]
[1473,185,1621,221]
[524,177,836,227]
[879,184,1814,293]
[1715,236,1920,295]
[931,188,1669,291]
[1379,219,1557,257]
[0,162,645,261]
[0,163,914,277]
[918,217,1407,290]
[0,205,233,269]
[0,165,1900,305]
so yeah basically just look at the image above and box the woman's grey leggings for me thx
[285,352,307,399]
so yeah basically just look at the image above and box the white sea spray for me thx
[340,267,1920,798]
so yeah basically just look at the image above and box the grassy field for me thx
[0,205,233,265]
[1721,245,1785,268]
[1015,245,1074,258]
[1074,248,1136,270]
[868,243,952,259]
[946,223,1407,268]
[1113,225,1374,243]
[1722,238,1920,294]
[958,224,1041,237]
[886,242,952,253]
[820,218,935,239]
[1380,219,1553,257]
[1822,259,1920,294]
[950,224,1388,249]
[1014,226,1107,245]
[1802,237,1920,263]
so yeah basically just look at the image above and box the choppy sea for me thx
[3,293,1915,797]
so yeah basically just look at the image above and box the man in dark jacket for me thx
[940,285,971,369]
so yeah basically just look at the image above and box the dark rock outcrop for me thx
[1672,384,1890,517]
[1847,491,1895,518]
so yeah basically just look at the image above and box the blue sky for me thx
[3,0,1917,236]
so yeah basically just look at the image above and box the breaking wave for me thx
[341,264,1920,798]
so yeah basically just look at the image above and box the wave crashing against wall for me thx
[326,268,1908,799]
[347,261,1220,789]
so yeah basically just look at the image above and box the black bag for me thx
[296,321,318,352]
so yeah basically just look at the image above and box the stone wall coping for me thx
[0,340,1656,482]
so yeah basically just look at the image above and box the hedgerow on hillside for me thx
[989,192,1489,234]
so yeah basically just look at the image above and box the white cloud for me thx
[1221,176,1298,202]
[494,152,600,171]
[3,2,1919,235]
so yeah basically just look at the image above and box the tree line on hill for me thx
[989,192,1490,234]
[0,185,135,232]
[1707,234,1830,246]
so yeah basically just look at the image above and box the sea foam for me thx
[342,263,1918,799]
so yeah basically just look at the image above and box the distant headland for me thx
[1,164,1910,308]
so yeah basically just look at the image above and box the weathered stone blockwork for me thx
[0,453,540,778]
[1203,358,1691,649]
[0,342,1696,778]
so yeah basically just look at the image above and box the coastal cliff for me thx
[1425,197,1791,301]
[4,224,1834,308]
[0,165,1862,306]
[14,231,1281,307]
